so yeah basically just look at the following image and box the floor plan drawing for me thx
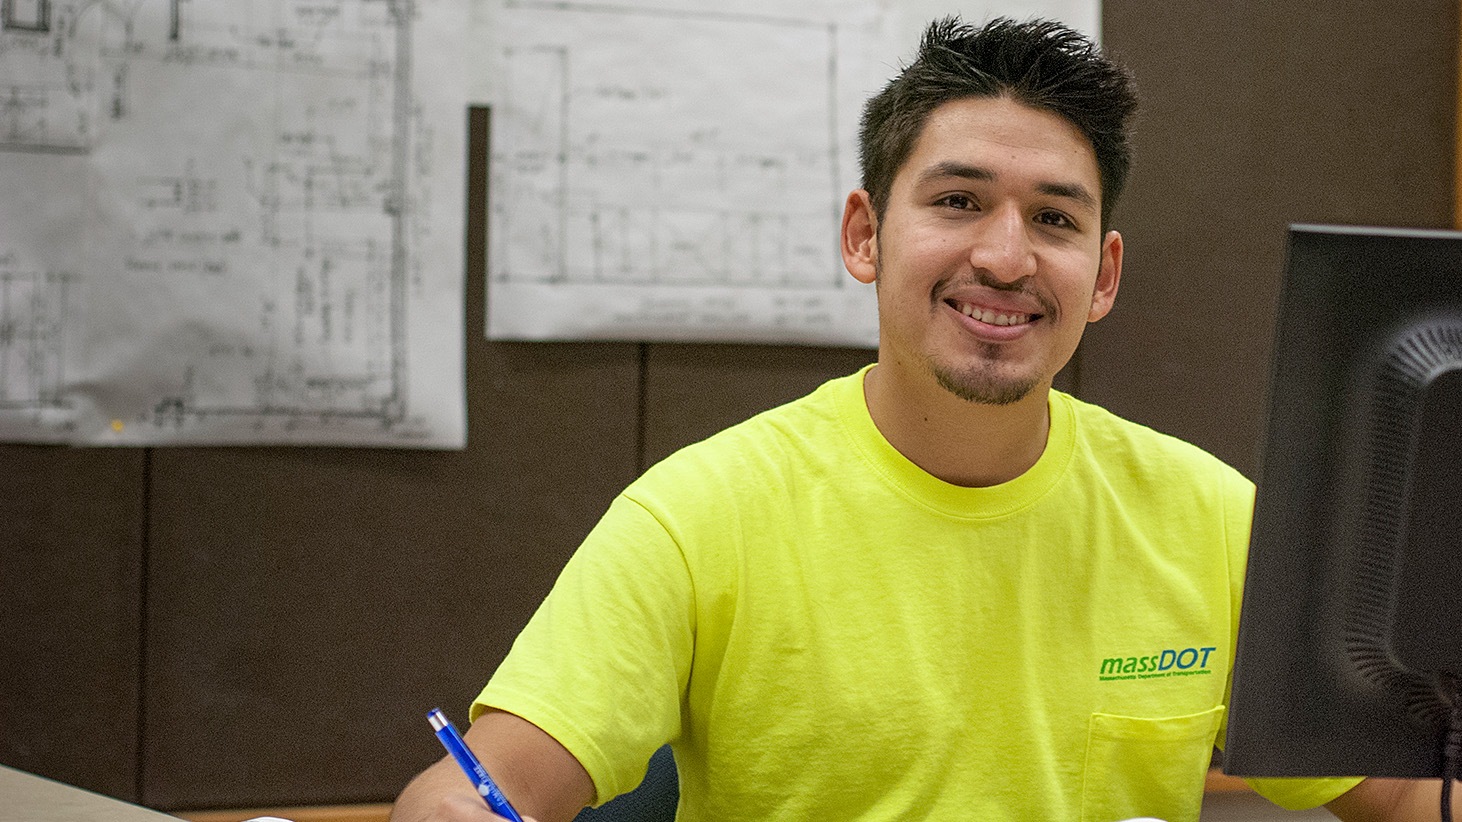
[0,0,466,446]
[0,268,71,418]
[492,13,841,290]
[481,0,882,345]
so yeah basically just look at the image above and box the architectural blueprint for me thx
[477,0,1099,346]
[0,0,466,446]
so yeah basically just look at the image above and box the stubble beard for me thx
[928,347,1042,406]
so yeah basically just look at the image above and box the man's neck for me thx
[861,362,1052,488]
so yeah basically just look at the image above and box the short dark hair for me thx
[858,17,1137,229]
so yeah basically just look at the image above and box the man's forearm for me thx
[1326,776,1460,822]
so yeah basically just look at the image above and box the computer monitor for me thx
[1224,224,1462,779]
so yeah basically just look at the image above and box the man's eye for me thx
[1036,210,1073,228]
[938,194,975,210]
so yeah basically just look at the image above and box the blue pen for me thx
[427,708,526,822]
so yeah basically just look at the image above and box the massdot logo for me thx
[1098,646,1217,681]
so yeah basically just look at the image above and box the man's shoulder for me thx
[1056,391,1252,490]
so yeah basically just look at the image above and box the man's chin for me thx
[931,365,1040,407]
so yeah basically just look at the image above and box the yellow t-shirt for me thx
[476,368,1358,820]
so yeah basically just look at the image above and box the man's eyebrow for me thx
[915,161,995,186]
[1037,181,1099,212]
[915,161,1100,213]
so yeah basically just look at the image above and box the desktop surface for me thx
[0,765,180,822]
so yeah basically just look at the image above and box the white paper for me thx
[478,0,1100,346]
[0,0,467,447]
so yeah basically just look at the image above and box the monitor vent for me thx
[1343,317,1462,727]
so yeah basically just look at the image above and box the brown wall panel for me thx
[141,343,639,810]
[642,344,875,466]
[1084,0,1457,477]
[0,446,146,801]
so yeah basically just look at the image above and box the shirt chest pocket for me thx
[1079,705,1225,822]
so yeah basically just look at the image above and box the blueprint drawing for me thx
[0,0,467,446]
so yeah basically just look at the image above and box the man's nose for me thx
[967,205,1037,283]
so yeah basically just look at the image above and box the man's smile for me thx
[947,300,1040,327]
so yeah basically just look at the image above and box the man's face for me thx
[843,95,1122,406]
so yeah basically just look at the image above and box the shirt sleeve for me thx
[473,493,696,805]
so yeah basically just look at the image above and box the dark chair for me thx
[573,745,678,822]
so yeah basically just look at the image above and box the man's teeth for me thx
[958,302,1032,326]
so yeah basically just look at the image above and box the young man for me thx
[394,18,1452,822]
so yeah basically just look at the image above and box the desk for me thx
[0,766,180,822]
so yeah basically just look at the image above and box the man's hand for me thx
[391,755,504,822]
[391,711,593,822]
[425,792,543,822]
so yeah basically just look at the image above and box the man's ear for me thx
[841,189,879,285]
[1087,229,1123,322]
